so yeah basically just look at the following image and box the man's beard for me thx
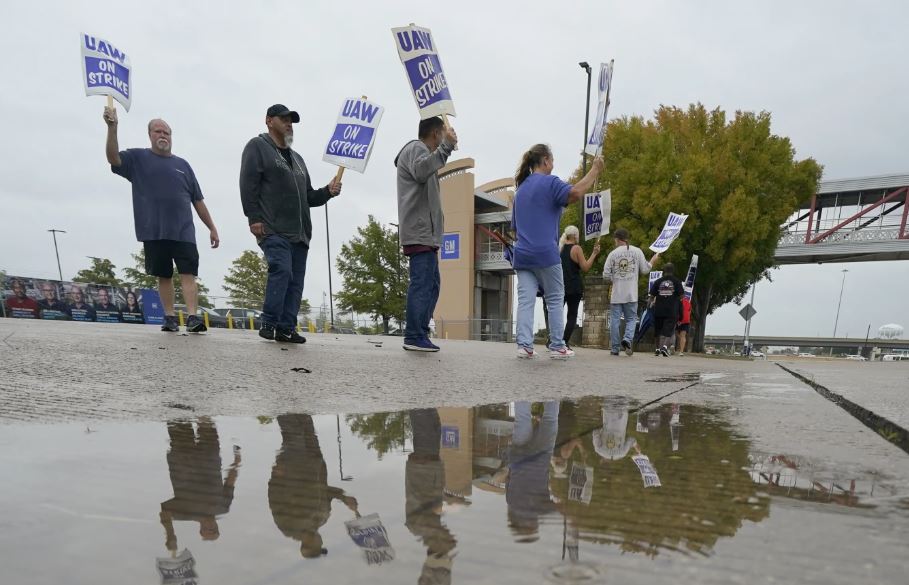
[156,139,171,152]
[284,131,294,147]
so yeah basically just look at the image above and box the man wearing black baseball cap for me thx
[240,104,342,343]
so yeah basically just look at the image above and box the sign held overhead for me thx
[81,33,132,111]
[392,24,455,119]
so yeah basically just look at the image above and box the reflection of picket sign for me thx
[80,33,131,111]
[323,97,384,175]
[583,190,611,241]
[649,212,689,253]
[568,463,594,504]
[156,549,197,585]
[392,24,455,120]
[346,513,395,566]
[631,454,662,488]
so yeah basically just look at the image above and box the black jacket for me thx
[240,133,333,245]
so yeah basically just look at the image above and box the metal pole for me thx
[743,281,756,355]
[832,269,848,337]
[390,222,404,332]
[48,229,66,281]
[579,62,592,222]
[863,323,871,358]
[325,205,335,331]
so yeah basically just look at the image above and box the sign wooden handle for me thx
[107,95,114,109]
[335,166,345,181]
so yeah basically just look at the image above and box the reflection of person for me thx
[159,418,240,552]
[67,285,96,322]
[93,288,122,323]
[4,278,39,318]
[407,409,457,584]
[104,106,219,334]
[649,263,684,357]
[121,290,144,324]
[241,105,341,344]
[395,116,457,353]
[268,414,358,558]
[37,282,69,319]
[592,397,637,461]
[506,401,560,542]
[512,145,602,360]
[557,225,601,349]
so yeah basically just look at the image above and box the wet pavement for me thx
[2,320,909,584]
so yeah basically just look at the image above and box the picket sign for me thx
[324,95,385,183]
[81,33,131,111]
[392,23,457,148]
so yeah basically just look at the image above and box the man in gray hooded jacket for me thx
[240,104,341,343]
[395,116,458,352]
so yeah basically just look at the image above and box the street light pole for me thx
[47,229,66,281]
[832,269,849,338]
[325,205,335,332]
[579,62,592,176]
[390,222,404,332]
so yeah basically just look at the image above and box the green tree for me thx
[73,257,123,287]
[222,250,267,309]
[565,104,821,352]
[335,216,408,334]
[121,248,213,307]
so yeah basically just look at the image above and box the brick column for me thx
[581,275,610,349]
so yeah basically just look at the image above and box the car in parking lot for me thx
[845,354,868,361]
[213,307,264,329]
[174,304,230,328]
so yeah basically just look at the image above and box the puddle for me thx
[0,397,906,584]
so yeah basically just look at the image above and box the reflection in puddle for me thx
[1,395,902,584]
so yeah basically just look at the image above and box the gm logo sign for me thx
[441,233,460,260]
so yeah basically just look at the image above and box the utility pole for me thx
[579,62,592,222]
[47,229,66,281]
[743,282,756,356]
[832,269,849,337]
[325,206,335,332]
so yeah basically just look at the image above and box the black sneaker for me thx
[276,329,306,344]
[259,323,276,340]
[161,315,179,332]
[186,315,207,333]
[660,345,670,357]
[621,339,633,356]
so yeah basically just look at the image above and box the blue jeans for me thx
[404,250,440,343]
[516,264,566,350]
[260,235,308,331]
[610,302,638,352]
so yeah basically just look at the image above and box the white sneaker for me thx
[516,347,535,359]
[549,347,575,359]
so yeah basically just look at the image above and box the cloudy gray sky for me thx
[1,0,906,337]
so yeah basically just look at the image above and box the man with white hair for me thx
[104,107,220,333]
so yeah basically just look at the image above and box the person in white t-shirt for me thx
[602,228,660,356]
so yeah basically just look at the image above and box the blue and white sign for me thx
[323,97,384,173]
[80,33,131,111]
[441,233,460,260]
[649,212,689,253]
[441,425,460,449]
[392,24,456,119]
[585,60,614,156]
[583,189,611,241]
[683,254,699,300]
[345,513,396,565]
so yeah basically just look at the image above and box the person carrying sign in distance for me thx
[104,107,220,334]
[395,116,458,352]
[602,228,660,356]
[649,263,684,357]
[240,104,342,344]
[512,144,603,360]
[558,225,601,349]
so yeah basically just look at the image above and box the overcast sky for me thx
[0,0,907,337]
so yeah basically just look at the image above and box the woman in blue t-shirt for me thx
[511,144,603,359]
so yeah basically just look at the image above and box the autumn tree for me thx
[121,248,213,308]
[564,104,821,351]
[73,257,123,287]
[335,216,408,334]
